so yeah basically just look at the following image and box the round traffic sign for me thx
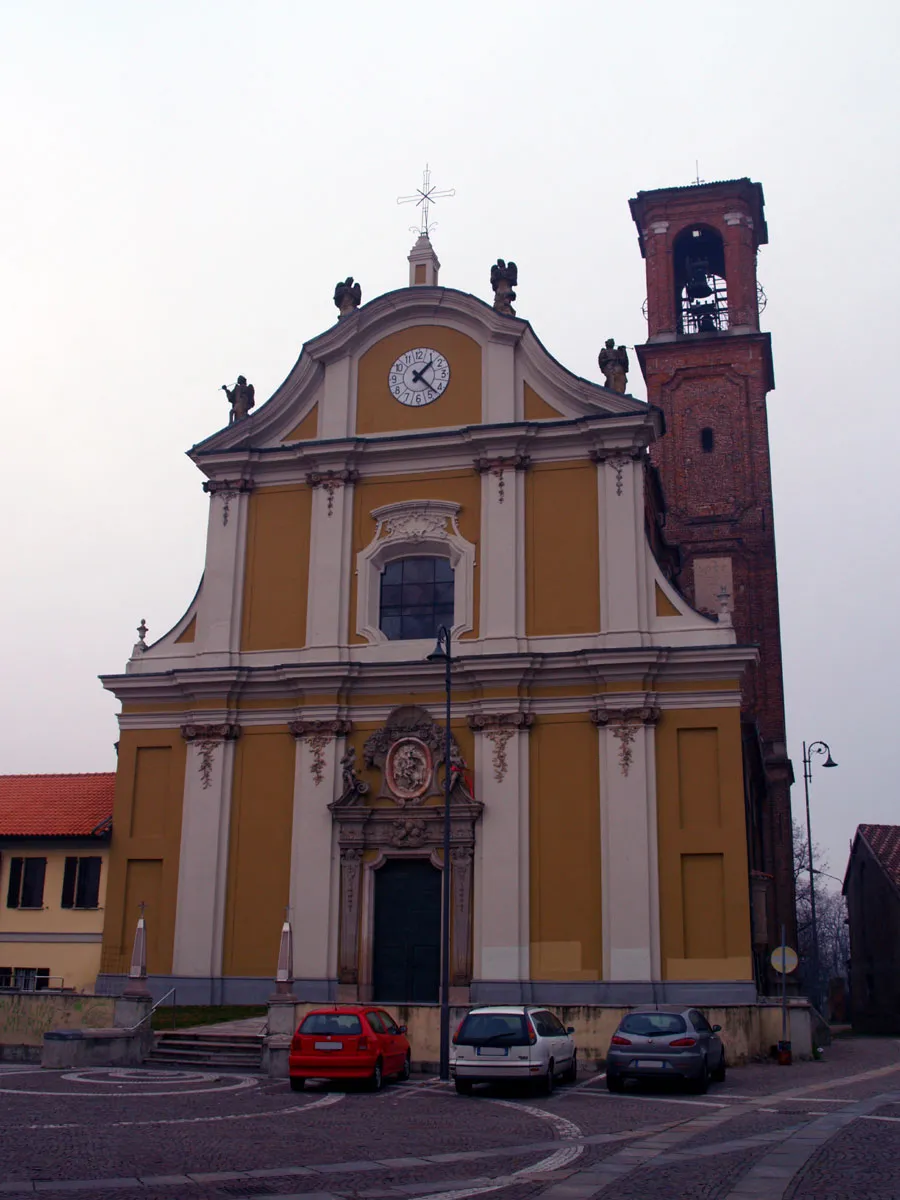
[770,945,798,974]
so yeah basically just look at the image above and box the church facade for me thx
[97,181,786,1008]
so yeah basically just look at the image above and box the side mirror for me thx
[711,1024,722,1033]
[398,1025,408,1034]
[566,1027,575,1035]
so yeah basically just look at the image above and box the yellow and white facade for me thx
[99,243,757,1006]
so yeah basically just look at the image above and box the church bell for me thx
[685,257,713,300]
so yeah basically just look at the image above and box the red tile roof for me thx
[0,773,115,838]
[859,824,900,890]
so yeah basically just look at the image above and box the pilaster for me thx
[305,471,358,655]
[592,707,661,981]
[468,714,532,985]
[196,480,253,658]
[475,457,529,651]
[171,723,241,980]
[593,450,647,645]
[287,719,350,995]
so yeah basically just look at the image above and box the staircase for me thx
[146,1029,265,1072]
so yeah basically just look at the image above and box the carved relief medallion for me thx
[385,737,433,803]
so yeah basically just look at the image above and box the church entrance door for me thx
[372,858,441,1004]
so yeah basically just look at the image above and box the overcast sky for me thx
[2,1,896,892]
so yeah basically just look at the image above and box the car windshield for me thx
[299,1013,362,1035]
[456,1013,530,1046]
[619,1013,687,1036]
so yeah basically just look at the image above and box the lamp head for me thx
[426,625,451,662]
[823,751,838,768]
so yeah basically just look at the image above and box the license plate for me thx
[476,1046,508,1057]
[315,1041,342,1051]
[636,1059,666,1069]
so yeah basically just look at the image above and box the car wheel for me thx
[400,1053,411,1082]
[367,1059,384,1092]
[688,1060,709,1094]
[606,1070,625,1093]
[536,1060,555,1096]
[455,1078,474,1095]
[289,1077,305,1092]
[562,1051,578,1085]
[711,1051,726,1084]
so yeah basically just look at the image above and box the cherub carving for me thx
[334,276,362,319]
[598,339,629,394]
[490,259,518,316]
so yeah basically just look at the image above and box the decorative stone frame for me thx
[354,499,476,645]
[330,706,482,999]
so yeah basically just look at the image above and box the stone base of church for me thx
[94,974,335,1006]
[98,972,754,1011]
[471,979,759,1006]
[95,974,814,1064]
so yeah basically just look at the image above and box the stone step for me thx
[157,1031,264,1045]
[146,1050,263,1068]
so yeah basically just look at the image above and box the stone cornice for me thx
[103,644,755,708]
[190,411,659,488]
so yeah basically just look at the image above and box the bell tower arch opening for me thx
[673,224,729,334]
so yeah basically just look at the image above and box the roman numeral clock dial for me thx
[388,348,450,407]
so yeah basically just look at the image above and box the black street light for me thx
[427,624,453,1081]
[801,739,838,1012]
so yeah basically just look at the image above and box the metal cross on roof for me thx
[397,164,455,238]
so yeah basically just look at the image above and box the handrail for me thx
[125,987,176,1033]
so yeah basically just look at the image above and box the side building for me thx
[844,824,900,1034]
[0,774,113,992]
[97,223,760,1010]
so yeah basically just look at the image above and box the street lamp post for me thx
[427,625,453,1081]
[801,739,838,1012]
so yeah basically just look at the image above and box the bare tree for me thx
[793,821,850,1008]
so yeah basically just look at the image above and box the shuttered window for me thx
[6,858,46,909]
[61,857,102,909]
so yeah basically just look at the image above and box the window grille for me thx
[379,557,454,641]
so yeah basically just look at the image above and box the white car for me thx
[450,1005,577,1094]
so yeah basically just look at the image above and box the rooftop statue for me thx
[490,259,517,316]
[598,338,629,394]
[334,276,362,319]
[221,375,255,424]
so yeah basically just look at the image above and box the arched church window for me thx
[701,427,715,453]
[674,226,729,335]
[379,556,454,641]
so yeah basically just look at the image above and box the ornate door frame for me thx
[331,706,482,1002]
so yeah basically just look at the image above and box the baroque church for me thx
[98,177,793,1007]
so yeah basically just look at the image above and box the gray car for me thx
[605,1007,726,1093]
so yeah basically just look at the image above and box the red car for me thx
[289,1005,411,1091]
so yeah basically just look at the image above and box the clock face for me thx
[388,347,450,406]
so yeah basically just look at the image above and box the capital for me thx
[181,723,241,742]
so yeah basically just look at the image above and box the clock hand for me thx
[411,359,435,385]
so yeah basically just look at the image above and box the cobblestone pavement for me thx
[0,1036,898,1200]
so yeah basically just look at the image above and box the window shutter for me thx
[77,858,101,909]
[21,858,46,908]
[61,858,77,909]
[6,858,23,908]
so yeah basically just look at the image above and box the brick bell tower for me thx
[629,179,796,989]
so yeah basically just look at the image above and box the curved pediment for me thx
[189,286,650,462]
